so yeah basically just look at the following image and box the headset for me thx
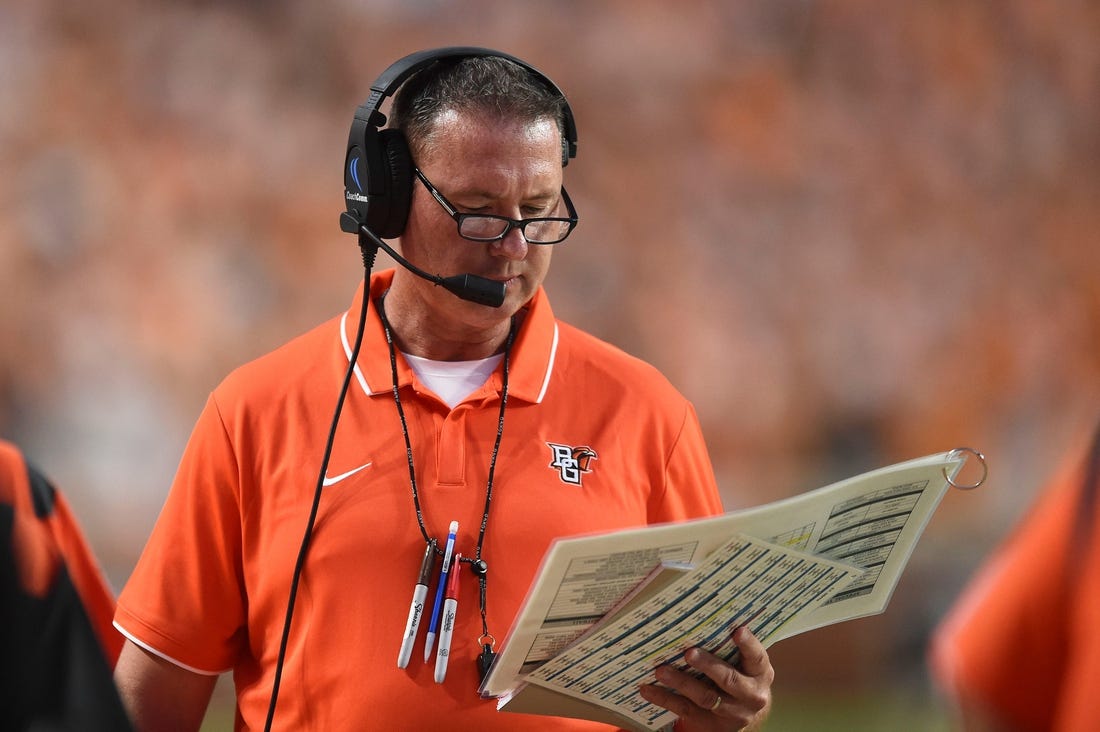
[340,46,579,240]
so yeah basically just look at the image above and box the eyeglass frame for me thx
[413,167,579,245]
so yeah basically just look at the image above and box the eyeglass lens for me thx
[458,215,571,243]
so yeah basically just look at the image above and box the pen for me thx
[434,552,462,683]
[424,520,458,661]
[397,541,436,668]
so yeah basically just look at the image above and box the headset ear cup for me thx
[371,129,414,239]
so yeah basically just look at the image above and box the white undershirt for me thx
[403,353,504,409]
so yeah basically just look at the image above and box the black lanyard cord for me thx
[378,298,513,661]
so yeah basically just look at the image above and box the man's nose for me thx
[491,226,529,259]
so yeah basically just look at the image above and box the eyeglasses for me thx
[414,168,579,245]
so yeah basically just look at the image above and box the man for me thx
[113,49,773,730]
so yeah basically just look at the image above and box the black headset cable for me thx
[263,239,377,731]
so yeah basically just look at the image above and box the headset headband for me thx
[356,46,577,160]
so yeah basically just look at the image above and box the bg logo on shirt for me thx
[547,443,598,486]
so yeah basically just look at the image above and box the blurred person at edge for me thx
[1,439,132,730]
[930,415,1100,731]
[110,49,773,731]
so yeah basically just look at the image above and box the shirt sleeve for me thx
[115,393,248,674]
[647,400,724,524]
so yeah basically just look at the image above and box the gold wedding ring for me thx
[708,695,722,711]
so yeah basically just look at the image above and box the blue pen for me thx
[435,552,462,683]
[424,520,458,661]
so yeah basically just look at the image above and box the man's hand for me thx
[637,626,773,731]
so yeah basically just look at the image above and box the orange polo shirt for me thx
[116,270,722,730]
[929,434,1100,731]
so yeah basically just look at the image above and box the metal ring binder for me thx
[945,447,987,489]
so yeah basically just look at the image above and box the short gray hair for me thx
[390,55,567,163]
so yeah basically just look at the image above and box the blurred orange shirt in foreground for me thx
[930,424,1100,731]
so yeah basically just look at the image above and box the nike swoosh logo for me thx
[322,462,373,487]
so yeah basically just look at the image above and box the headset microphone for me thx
[343,212,506,308]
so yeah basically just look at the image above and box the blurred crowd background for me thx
[2,0,1097,728]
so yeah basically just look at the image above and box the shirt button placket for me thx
[437,406,467,487]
